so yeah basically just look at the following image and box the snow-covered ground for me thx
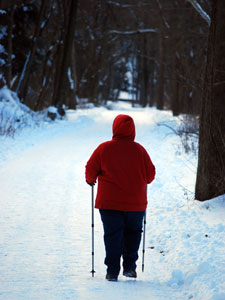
[0,102,224,300]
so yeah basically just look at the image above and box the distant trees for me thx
[0,0,210,114]
[195,0,225,201]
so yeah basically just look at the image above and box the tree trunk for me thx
[17,0,47,101]
[140,35,148,107]
[55,0,78,111]
[195,0,225,201]
[156,33,165,110]
[171,53,180,116]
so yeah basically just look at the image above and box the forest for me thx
[0,0,225,201]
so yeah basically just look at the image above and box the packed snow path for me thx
[0,104,224,300]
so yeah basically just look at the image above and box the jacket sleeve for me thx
[85,145,101,184]
[144,149,155,184]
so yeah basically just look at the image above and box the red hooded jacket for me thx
[85,114,155,211]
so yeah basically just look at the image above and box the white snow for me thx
[48,106,58,114]
[67,67,75,90]
[0,87,40,136]
[118,91,133,100]
[0,87,64,136]
[0,101,224,300]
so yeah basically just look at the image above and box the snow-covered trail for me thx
[0,104,224,300]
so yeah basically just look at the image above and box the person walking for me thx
[85,114,155,281]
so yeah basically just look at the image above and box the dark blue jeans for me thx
[99,209,145,277]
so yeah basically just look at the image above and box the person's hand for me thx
[86,181,95,186]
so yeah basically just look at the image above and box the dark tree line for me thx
[1,0,225,201]
[0,0,209,115]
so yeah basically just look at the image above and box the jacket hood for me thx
[112,114,135,140]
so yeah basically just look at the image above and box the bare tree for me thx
[53,0,78,112]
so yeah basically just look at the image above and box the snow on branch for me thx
[108,29,157,35]
[107,0,131,8]
[107,0,150,8]
[186,0,210,26]
[16,51,31,94]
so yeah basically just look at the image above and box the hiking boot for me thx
[123,270,137,278]
[106,273,118,281]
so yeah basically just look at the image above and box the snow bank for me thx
[0,87,38,136]
[0,87,63,136]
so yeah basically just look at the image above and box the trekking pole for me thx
[91,185,96,277]
[142,185,147,272]
[142,210,146,272]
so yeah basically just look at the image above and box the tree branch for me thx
[186,0,210,26]
[108,29,157,35]
[107,0,151,8]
